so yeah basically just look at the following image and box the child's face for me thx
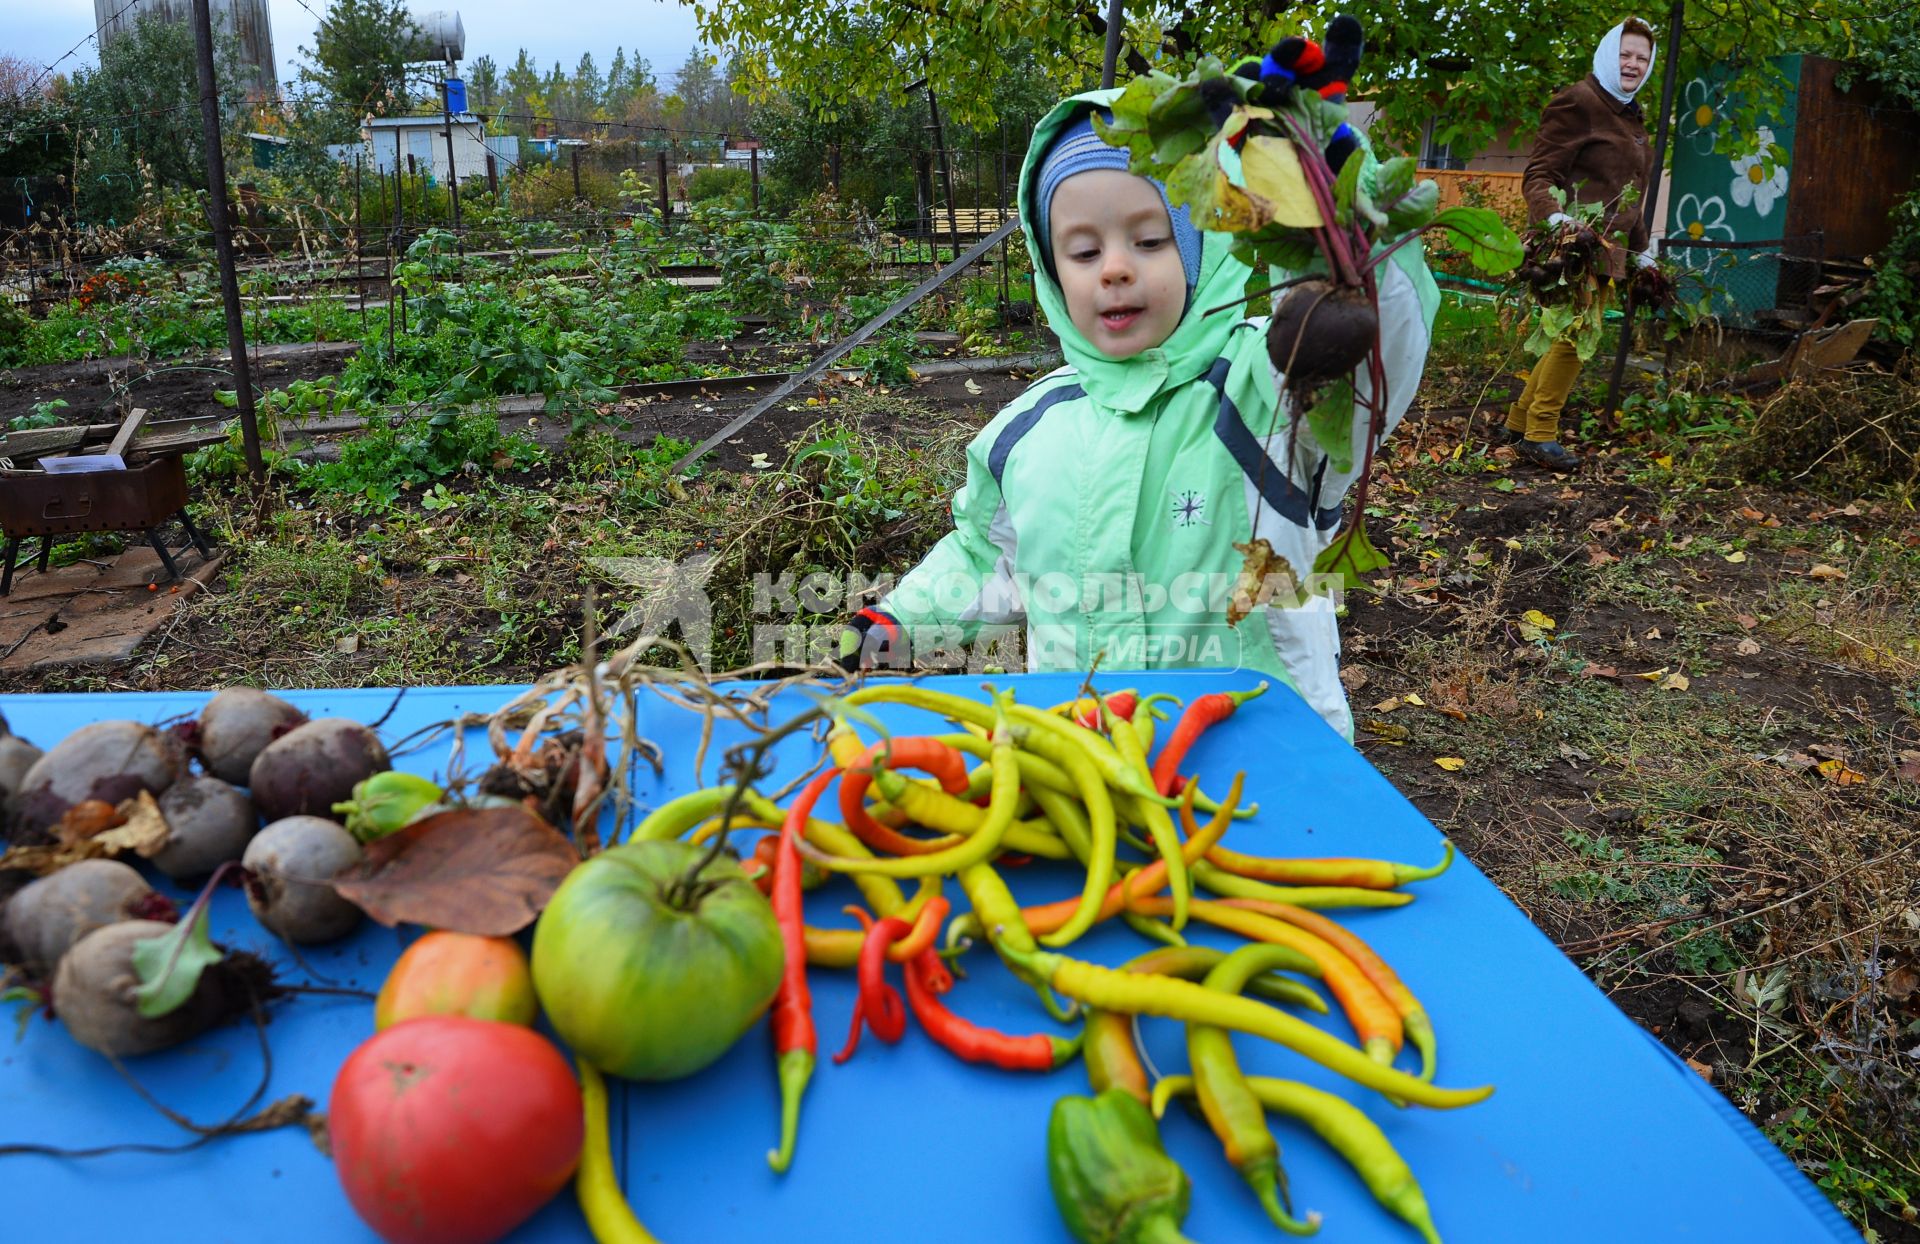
[1048,170,1187,358]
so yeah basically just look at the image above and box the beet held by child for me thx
[1266,280,1379,394]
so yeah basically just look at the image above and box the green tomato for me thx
[532,838,784,1081]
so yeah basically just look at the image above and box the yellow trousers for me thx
[1505,339,1583,443]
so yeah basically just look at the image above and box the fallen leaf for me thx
[748,452,775,470]
[1723,550,1747,564]
[1885,964,1918,1002]
[1654,454,1674,468]
[332,806,580,937]
[1521,609,1556,630]
[1815,758,1867,786]
[1766,750,1819,772]
[53,799,127,844]
[1631,667,1671,681]
[963,378,983,395]
[335,635,361,654]
[1585,544,1618,566]
[1897,751,1920,784]
[1806,741,1851,762]
[1686,1057,1715,1083]
[1658,673,1691,692]
[1338,666,1371,693]
[1581,664,1619,679]
[1736,637,1762,656]
[1436,706,1469,722]
[1226,539,1299,628]
[1807,564,1848,580]
[1433,756,1467,772]
[1736,614,1759,631]
[1371,697,1403,713]
[1646,627,1664,640]
[1402,692,1426,707]
[1359,719,1409,744]
[1504,538,1523,551]
[1738,506,1768,522]
[107,791,173,858]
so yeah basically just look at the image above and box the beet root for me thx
[243,816,364,944]
[196,688,309,786]
[1266,280,1379,393]
[152,776,260,883]
[248,718,389,823]
[51,920,228,1056]
[4,859,158,979]
[8,720,187,845]
[0,735,44,805]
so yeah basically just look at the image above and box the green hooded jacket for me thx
[879,90,1439,739]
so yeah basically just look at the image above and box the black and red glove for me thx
[1221,16,1365,174]
[835,607,910,672]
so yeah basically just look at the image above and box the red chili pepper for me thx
[1073,690,1139,730]
[834,909,910,1065]
[835,734,972,857]
[768,768,837,1174]
[903,949,1081,1072]
[1151,682,1269,796]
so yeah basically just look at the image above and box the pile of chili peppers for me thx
[628,680,1487,1242]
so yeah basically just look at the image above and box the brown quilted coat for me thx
[1522,74,1656,276]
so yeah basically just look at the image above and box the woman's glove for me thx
[834,607,909,672]
[1634,244,1658,271]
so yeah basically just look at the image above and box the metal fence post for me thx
[657,149,670,231]
[188,0,263,485]
[751,146,761,214]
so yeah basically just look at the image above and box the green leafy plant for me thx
[8,399,69,432]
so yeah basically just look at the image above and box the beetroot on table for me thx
[0,735,44,805]
[51,920,227,1057]
[152,776,259,883]
[193,688,309,786]
[248,719,389,823]
[7,721,187,844]
[3,859,164,979]
[242,816,364,944]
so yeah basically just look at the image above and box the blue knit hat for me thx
[1035,114,1203,308]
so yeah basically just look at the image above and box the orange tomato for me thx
[375,931,538,1030]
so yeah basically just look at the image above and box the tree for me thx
[468,54,501,113]
[693,0,1900,158]
[297,0,420,140]
[61,13,247,223]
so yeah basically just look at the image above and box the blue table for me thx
[0,674,1857,1243]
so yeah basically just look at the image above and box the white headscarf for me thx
[1592,20,1657,104]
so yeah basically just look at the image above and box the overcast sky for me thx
[5,0,708,93]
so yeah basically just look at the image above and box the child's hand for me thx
[835,608,910,672]
[1218,16,1366,174]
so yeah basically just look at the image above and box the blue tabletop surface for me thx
[0,673,1858,1243]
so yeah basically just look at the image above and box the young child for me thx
[840,39,1437,740]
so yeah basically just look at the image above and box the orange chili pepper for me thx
[1215,897,1440,1082]
[1126,896,1403,1066]
[1204,841,1455,890]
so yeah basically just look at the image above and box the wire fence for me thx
[1660,233,1826,330]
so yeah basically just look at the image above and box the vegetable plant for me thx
[1094,55,1522,586]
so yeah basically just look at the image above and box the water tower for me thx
[92,0,279,99]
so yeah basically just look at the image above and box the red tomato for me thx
[329,1016,582,1244]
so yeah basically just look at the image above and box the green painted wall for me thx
[1663,55,1802,324]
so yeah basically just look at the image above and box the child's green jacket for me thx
[879,90,1439,739]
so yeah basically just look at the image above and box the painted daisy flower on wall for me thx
[1729,127,1790,218]
[1675,193,1734,242]
[1679,77,1723,154]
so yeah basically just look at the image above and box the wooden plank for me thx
[105,407,151,459]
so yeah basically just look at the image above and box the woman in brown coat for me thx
[1504,18,1659,470]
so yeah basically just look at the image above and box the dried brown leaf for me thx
[1227,539,1299,628]
[332,806,581,936]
